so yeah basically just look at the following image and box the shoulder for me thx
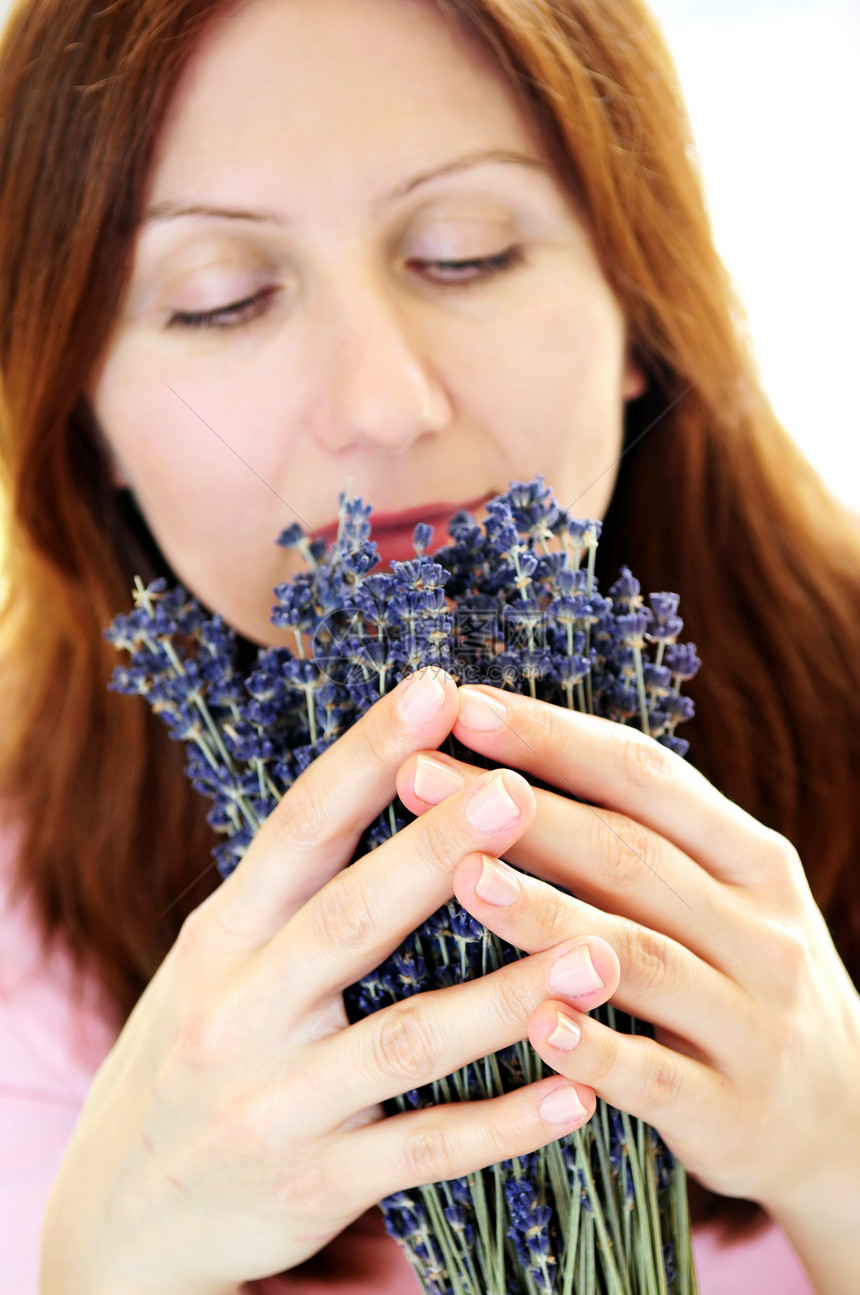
[692,1217,815,1293]
[0,808,121,1292]
[0,808,118,1097]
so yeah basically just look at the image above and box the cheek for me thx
[90,339,316,647]
[95,333,290,489]
[511,278,620,385]
[447,282,624,458]
[91,341,288,569]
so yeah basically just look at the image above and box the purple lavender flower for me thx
[664,641,703,681]
[104,477,701,1294]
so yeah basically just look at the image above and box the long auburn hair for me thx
[1,0,858,1249]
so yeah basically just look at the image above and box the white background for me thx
[2,0,858,508]
[648,0,859,510]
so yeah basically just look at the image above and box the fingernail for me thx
[547,1010,582,1051]
[397,669,447,726]
[458,687,506,732]
[413,754,465,804]
[549,945,605,997]
[540,1085,588,1126]
[476,854,520,906]
[465,773,520,833]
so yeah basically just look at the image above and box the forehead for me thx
[144,0,548,214]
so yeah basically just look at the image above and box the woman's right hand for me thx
[39,667,620,1295]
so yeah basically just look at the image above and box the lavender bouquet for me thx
[104,476,702,1295]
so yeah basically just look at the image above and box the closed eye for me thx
[410,246,524,284]
[165,246,524,330]
[166,285,279,331]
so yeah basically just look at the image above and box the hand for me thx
[39,667,622,1295]
[396,683,860,1220]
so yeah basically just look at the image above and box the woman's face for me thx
[88,0,646,647]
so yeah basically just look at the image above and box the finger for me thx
[398,750,743,980]
[200,666,460,948]
[451,684,781,888]
[527,997,734,1180]
[344,1072,595,1208]
[452,853,754,1068]
[397,750,484,810]
[304,927,619,1130]
[258,770,538,1017]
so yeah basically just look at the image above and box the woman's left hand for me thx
[394,682,860,1219]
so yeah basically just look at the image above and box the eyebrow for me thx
[139,148,550,228]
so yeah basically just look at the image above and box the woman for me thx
[1,0,858,1291]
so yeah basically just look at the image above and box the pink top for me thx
[0,816,815,1294]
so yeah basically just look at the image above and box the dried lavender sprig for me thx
[328,484,699,1284]
[104,476,701,1293]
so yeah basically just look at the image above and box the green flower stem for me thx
[398,1242,430,1291]
[633,643,651,738]
[560,1151,582,1295]
[642,1124,669,1295]
[413,1193,461,1295]
[439,1179,484,1295]
[493,1160,507,1290]
[222,717,282,805]
[672,1161,698,1295]
[187,728,222,775]
[623,1164,633,1261]
[296,536,320,569]
[593,1100,632,1293]
[419,1187,467,1294]
[585,542,597,598]
[545,1138,573,1233]
[572,1123,627,1295]
[515,1036,535,1085]
[297,681,317,746]
[582,1208,595,1289]
[620,1109,660,1294]
[468,1168,502,1293]
[154,634,261,831]
[559,532,582,573]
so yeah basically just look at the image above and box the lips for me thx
[314,492,493,546]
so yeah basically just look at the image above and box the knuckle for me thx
[171,903,213,969]
[402,1118,453,1183]
[762,920,808,994]
[274,1154,331,1213]
[633,1036,682,1112]
[496,962,538,1027]
[541,884,576,944]
[371,999,437,1083]
[272,778,331,851]
[625,924,673,996]
[270,1139,333,1212]
[413,808,459,879]
[360,707,405,774]
[211,1089,267,1155]
[599,814,654,892]
[761,828,805,886]
[620,728,674,791]
[533,698,565,756]
[588,1021,620,1086]
[173,1004,223,1071]
[310,868,377,957]
[176,902,205,949]
[761,825,799,864]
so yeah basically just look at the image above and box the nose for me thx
[311,269,453,456]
